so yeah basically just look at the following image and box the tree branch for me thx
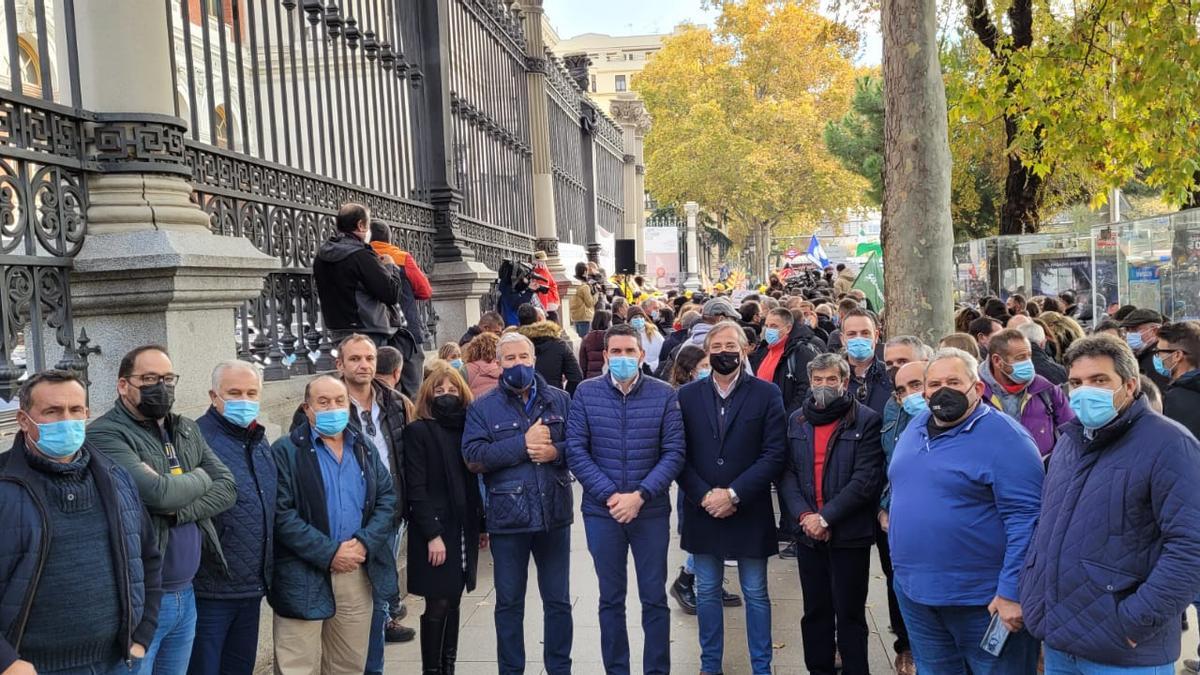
[965,0,1000,55]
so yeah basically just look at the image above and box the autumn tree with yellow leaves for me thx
[636,0,868,282]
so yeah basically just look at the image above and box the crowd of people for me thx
[5,201,1200,675]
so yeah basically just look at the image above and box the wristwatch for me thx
[727,487,740,505]
[818,515,829,529]
[637,487,652,503]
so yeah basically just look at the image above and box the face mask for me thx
[696,368,711,380]
[709,351,741,376]
[1126,332,1144,350]
[32,419,86,459]
[608,356,640,381]
[811,385,843,409]
[1009,359,1036,384]
[220,398,260,428]
[136,383,175,419]
[630,318,646,331]
[846,337,874,361]
[651,311,660,321]
[902,392,928,416]
[450,359,464,370]
[764,327,782,346]
[313,408,350,436]
[1153,354,1173,378]
[501,363,536,391]
[928,386,971,424]
[431,394,465,423]
[1069,386,1120,429]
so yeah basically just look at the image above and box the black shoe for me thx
[670,567,698,615]
[442,608,460,675]
[420,615,447,675]
[386,617,417,643]
[721,580,742,608]
[779,541,798,560]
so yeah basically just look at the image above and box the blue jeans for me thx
[490,526,573,675]
[583,515,670,675]
[895,586,1039,674]
[187,597,261,675]
[365,526,403,675]
[693,555,772,675]
[44,663,141,675]
[139,585,197,675]
[574,321,590,337]
[1043,646,1173,674]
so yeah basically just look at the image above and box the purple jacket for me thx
[979,366,1074,456]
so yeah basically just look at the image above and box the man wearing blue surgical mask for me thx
[1022,334,1200,674]
[841,309,891,415]
[0,370,162,675]
[269,375,397,674]
[190,361,276,675]
[565,323,685,675]
[978,329,1074,459]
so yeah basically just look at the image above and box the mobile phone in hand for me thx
[980,611,1011,657]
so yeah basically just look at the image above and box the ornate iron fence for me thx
[592,106,625,255]
[546,52,586,247]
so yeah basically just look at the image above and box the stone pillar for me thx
[684,202,702,291]
[634,116,650,274]
[610,96,645,274]
[69,0,278,415]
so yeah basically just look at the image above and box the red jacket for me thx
[370,241,432,300]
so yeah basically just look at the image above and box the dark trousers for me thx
[876,521,910,652]
[583,515,671,675]
[796,544,872,675]
[490,526,573,675]
[187,596,261,675]
[400,346,424,399]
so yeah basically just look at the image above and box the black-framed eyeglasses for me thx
[359,408,377,437]
[128,373,180,386]
[1155,348,1185,356]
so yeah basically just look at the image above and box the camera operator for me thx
[498,259,546,328]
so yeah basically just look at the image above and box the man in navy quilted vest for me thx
[565,323,686,675]
[1020,334,1200,674]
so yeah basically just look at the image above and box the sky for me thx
[542,0,882,65]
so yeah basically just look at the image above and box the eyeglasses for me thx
[1155,348,1185,356]
[359,408,377,437]
[127,373,180,386]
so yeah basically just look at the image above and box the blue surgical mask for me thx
[846,337,874,361]
[696,368,711,380]
[450,359,464,370]
[1009,359,1036,384]
[1126,332,1144,350]
[1069,386,1119,430]
[1153,354,1172,378]
[764,327,782,346]
[630,317,646,331]
[313,409,350,437]
[501,363,536,391]
[608,356,639,381]
[33,419,86,459]
[220,398,260,428]
[901,392,928,416]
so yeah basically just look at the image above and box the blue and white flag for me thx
[807,234,831,268]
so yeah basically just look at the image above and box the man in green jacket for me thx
[89,345,237,675]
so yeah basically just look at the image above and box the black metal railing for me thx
[593,107,625,246]
[546,52,586,247]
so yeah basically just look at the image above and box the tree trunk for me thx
[882,0,955,344]
[999,116,1043,235]
[1185,169,1200,210]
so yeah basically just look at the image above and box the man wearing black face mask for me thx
[90,345,237,674]
[887,347,1043,674]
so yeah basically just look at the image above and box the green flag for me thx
[852,253,885,313]
[855,242,883,258]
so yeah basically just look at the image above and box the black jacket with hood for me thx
[313,232,404,336]
[1164,370,1200,440]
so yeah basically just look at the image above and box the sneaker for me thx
[392,602,408,622]
[1184,659,1200,673]
[670,567,698,615]
[384,617,416,643]
[779,541,798,560]
[894,650,916,675]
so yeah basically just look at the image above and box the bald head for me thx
[1007,314,1033,329]
[894,360,928,401]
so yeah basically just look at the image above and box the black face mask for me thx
[710,351,741,376]
[431,394,466,427]
[136,383,175,420]
[928,386,971,424]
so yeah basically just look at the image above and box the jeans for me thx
[583,515,670,675]
[187,597,261,675]
[894,586,1039,674]
[365,526,403,675]
[44,662,141,675]
[1043,646,1174,674]
[796,544,871,675]
[574,321,590,337]
[139,585,197,675]
[693,555,772,675]
[490,526,573,675]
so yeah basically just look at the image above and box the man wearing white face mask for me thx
[190,361,276,675]
[566,323,685,675]
[979,329,1074,459]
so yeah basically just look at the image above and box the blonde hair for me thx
[414,362,474,420]
[438,342,462,361]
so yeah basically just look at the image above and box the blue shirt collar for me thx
[310,426,357,454]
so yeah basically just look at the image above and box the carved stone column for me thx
[69,0,278,415]
[634,113,651,274]
[684,201,702,291]
[611,95,645,273]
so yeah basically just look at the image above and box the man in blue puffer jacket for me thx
[566,323,685,675]
[462,332,574,675]
[1020,335,1200,673]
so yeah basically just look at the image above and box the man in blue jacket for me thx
[462,332,574,675]
[841,309,891,415]
[269,375,397,675]
[889,347,1043,674]
[566,323,685,675]
[0,370,162,675]
[678,320,787,675]
[189,361,276,675]
[1020,335,1200,674]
